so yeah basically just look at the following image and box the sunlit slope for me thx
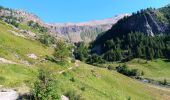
[56,63,170,100]
[104,59,170,83]
[0,21,53,63]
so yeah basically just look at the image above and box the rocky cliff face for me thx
[118,10,169,36]
[48,23,112,42]
[47,14,129,42]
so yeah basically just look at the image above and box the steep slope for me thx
[0,21,53,63]
[56,62,170,100]
[0,20,69,87]
[92,5,170,55]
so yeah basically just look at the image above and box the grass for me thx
[55,62,170,100]
[102,58,170,83]
[0,64,37,87]
[0,20,53,63]
[127,59,170,83]
[0,20,170,99]
[0,20,74,88]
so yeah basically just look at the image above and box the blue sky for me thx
[0,0,170,23]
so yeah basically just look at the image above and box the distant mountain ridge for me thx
[0,6,129,42]
[47,14,129,42]
[51,14,129,26]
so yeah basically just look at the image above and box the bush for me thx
[27,21,48,33]
[81,87,86,91]
[116,64,141,77]
[31,69,61,100]
[160,79,168,85]
[39,34,55,46]
[107,65,115,70]
[70,77,75,82]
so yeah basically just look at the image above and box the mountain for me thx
[0,6,128,42]
[47,14,129,43]
[93,5,170,53]
[89,5,170,63]
[0,5,170,100]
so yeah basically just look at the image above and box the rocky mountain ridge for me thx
[47,14,129,42]
[0,6,128,42]
[94,6,170,46]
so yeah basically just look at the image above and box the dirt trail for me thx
[58,60,79,74]
[0,57,17,64]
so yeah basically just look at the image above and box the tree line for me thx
[74,32,170,64]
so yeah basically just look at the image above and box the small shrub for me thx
[128,96,131,100]
[160,79,168,85]
[62,72,68,77]
[71,59,76,63]
[70,77,75,82]
[116,64,140,77]
[107,65,115,70]
[81,87,86,91]
[141,71,145,76]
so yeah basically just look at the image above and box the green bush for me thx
[116,65,141,77]
[81,87,86,91]
[160,79,168,85]
[107,65,115,70]
[31,69,61,100]
[70,77,75,82]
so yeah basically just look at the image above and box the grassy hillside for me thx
[0,20,71,87]
[102,59,170,83]
[0,20,53,63]
[56,62,170,100]
[0,64,37,87]
[126,59,170,83]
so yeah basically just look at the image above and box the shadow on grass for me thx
[163,59,170,62]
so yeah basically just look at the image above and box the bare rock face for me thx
[48,14,129,42]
